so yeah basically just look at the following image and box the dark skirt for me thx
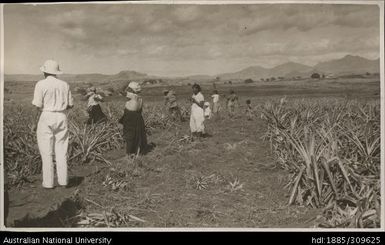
[87,104,107,125]
[119,109,148,155]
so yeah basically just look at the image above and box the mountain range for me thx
[4,55,380,83]
[218,55,379,80]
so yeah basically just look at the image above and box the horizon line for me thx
[4,54,380,78]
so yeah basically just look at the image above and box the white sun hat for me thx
[128,81,141,93]
[40,60,63,75]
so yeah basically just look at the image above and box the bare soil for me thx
[76,114,321,228]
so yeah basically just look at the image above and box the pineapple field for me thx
[2,81,382,228]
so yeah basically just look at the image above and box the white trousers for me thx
[190,108,205,133]
[37,111,69,188]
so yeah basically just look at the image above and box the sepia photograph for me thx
[0,0,384,231]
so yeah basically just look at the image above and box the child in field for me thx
[85,87,107,125]
[190,83,205,138]
[211,90,221,119]
[118,82,148,157]
[204,102,212,120]
[245,99,253,121]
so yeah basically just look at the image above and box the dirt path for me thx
[80,114,321,228]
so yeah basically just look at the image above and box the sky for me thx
[3,2,381,77]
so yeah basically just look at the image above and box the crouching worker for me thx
[32,60,74,189]
[119,82,148,157]
[85,87,107,125]
[245,99,254,121]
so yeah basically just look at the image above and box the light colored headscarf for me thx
[128,82,141,93]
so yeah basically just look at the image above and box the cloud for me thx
[3,3,380,75]
[173,5,201,23]
[239,4,379,35]
[62,26,86,39]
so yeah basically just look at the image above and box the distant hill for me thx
[217,55,380,80]
[108,70,148,81]
[314,55,380,75]
[218,62,313,80]
[219,66,270,80]
[270,62,313,77]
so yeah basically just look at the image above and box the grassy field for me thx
[3,76,381,228]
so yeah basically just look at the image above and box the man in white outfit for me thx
[32,60,74,189]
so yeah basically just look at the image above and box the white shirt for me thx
[191,92,204,114]
[87,92,103,107]
[212,94,219,103]
[32,76,74,112]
